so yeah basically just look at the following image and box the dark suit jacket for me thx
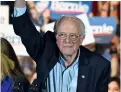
[12,11,111,92]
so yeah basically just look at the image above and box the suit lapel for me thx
[42,46,59,86]
[76,46,91,92]
[77,66,90,92]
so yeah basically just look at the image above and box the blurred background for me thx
[0,1,120,89]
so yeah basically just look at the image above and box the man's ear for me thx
[80,35,85,41]
[80,35,85,45]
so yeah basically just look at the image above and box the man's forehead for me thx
[54,16,85,34]
[58,18,80,27]
[59,16,80,23]
[57,21,81,34]
[60,16,80,20]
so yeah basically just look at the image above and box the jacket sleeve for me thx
[12,10,44,62]
[96,61,111,92]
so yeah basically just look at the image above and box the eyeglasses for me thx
[56,32,84,41]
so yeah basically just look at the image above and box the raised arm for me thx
[12,0,44,62]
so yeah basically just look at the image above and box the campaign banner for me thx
[0,5,9,25]
[89,17,117,44]
[34,1,92,20]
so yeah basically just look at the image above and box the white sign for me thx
[35,1,49,13]
[50,1,89,13]
[0,25,29,56]
[91,24,114,35]
[0,24,40,56]
[0,5,9,25]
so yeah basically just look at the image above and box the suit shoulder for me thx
[94,53,110,66]
[44,31,56,42]
[91,52,110,68]
[80,46,110,67]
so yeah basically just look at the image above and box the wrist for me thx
[14,0,26,8]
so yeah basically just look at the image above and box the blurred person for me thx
[29,8,42,26]
[108,77,120,92]
[111,56,120,77]
[90,1,120,27]
[110,36,120,59]
[27,1,35,9]
[18,56,37,84]
[11,0,111,92]
[98,1,110,17]
[30,60,37,84]
[1,38,29,92]
[109,1,120,24]
[41,9,53,32]
[27,1,53,34]
[110,36,120,77]
[89,1,110,17]
[27,1,46,37]
[27,1,52,25]
[27,1,42,26]
[109,1,120,38]
[42,9,52,25]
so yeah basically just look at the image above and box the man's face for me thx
[56,19,84,56]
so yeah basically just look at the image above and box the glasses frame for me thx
[56,32,85,41]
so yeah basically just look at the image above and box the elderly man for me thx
[12,0,110,92]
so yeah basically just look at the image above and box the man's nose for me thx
[65,35,71,43]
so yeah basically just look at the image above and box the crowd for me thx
[1,1,120,92]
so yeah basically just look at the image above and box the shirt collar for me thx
[59,49,80,68]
